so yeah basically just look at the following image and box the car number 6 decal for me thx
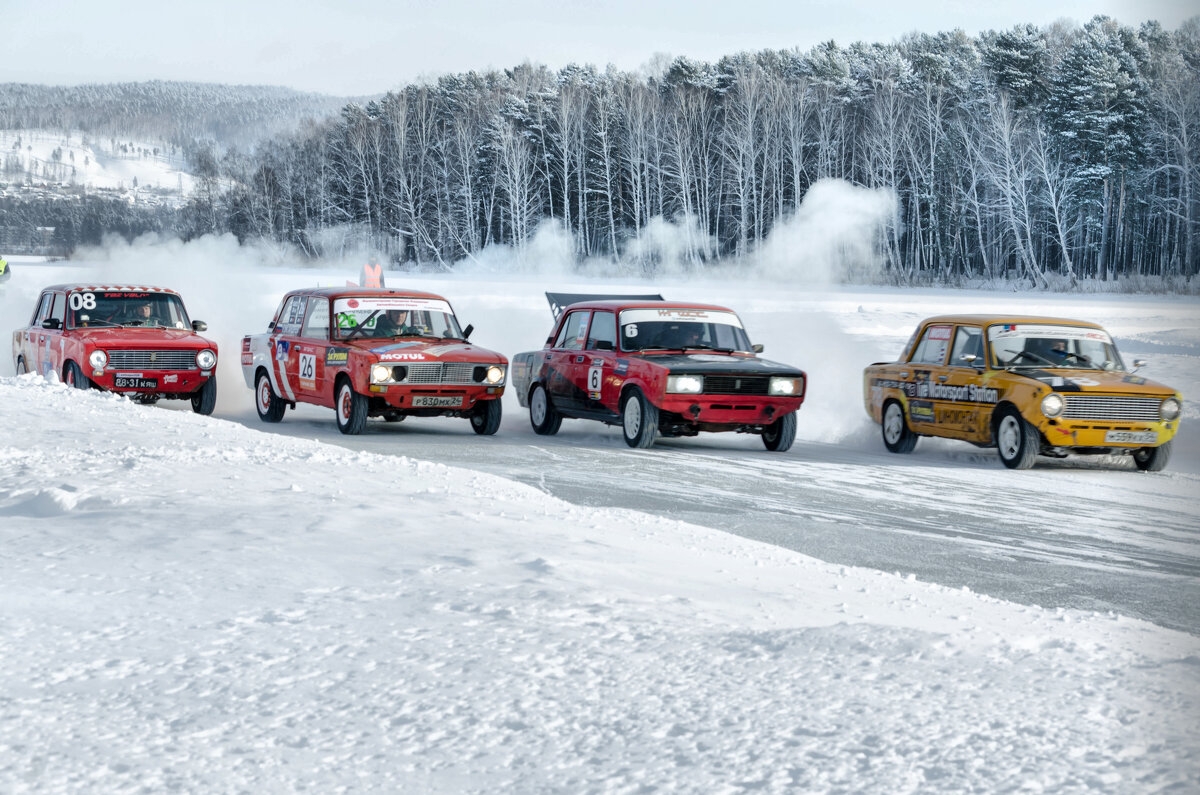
[588,365,602,391]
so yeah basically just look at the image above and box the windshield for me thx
[619,308,752,353]
[987,323,1126,371]
[333,296,463,341]
[68,290,190,329]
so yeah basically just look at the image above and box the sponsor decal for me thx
[325,347,349,366]
[241,353,253,365]
[936,407,973,425]
[927,325,952,341]
[163,374,179,384]
[910,400,935,423]
[872,376,998,405]
[1123,375,1147,385]
[380,352,427,361]
[1067,377,1100,387]
[687,354,738,363]
[615,359,629,375]
[275,339,289,361]
[347,299,360,308]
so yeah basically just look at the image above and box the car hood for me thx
[72,327,217,350]
[344,339,506,364]
[1014,367,1178,396]
[638,352,805,376]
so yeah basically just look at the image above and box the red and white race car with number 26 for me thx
[241,287,507,435]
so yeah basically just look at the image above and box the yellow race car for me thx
[863,315,1183,471]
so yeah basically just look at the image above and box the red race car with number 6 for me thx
[241,287,507,435]
[512,295,807,450]
[11,283,219,414]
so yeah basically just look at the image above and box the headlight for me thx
[88,350,108,369]
[1161,397,1181,421]
[486,365,505,385]
[768,376,803,396]
[196,349,217,370]
[1041,393,1064,418]
[667,374,703,394]
[372,364,392,383]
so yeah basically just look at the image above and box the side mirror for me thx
[267,320,276,331]
[1132,359,1146,372]
[41,318,61,330]
[192,320,208,332]
[593,340,614,351]
[752,343,764,354]
[961,353,983,368]
[462,324,474,340]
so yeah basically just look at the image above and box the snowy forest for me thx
[6,16,1200,285]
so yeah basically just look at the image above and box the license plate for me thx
[114,377,158,389]
[411,396,463,408]
[1105,430,1157,444]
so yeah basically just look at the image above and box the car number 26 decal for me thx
[299,353,316,380]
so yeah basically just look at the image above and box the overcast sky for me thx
[6,0,1196,96]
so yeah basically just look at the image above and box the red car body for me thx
[241,287,507,435]
[11,283,219,413]
[512,299,807,450]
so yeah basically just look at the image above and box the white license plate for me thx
[1105,430,1157,444]
[114,377,158,389]
[411,396,463,408]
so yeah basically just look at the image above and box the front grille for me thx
[703,375,770,395]
[403,362,481,385]
[1062,395,1161,422]
[107,350,197,370]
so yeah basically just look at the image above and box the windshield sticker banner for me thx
[619,308,743,328]
[988,324,1112,344]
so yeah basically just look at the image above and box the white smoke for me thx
[750,178,897,285]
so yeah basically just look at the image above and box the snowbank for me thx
[1,375,1197,791]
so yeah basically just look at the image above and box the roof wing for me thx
[544,292,664,320]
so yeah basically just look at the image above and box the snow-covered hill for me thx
[0,129,193,194]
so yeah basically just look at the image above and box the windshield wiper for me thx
[342,310,381,340]
[680,344,736,353]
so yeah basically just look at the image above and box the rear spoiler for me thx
[545,292,663,320]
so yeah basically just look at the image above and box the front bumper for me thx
[93,369,214,394]
[369,383,505,410]
[657,394,804,425]
[1037,417,1178,449]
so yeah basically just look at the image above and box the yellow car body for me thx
[863,315,1183,470]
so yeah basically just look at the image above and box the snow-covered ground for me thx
[1,248,1199,791]
[0,129,193,193]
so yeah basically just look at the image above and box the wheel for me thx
[470,398,502,435]
[191,377,217,415]
[64,360,90,390]
[382,411,406,423]
[621,388,659,449]
[15,356,27,375]
[529,384,562,435]
[762,411,797,452]
[1133,441,1172,472]
[254,370,287,423]
[881,400,917,453]
[335,379,367,435]
[995,406,1039,470]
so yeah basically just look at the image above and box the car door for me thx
[545,310,591,413]
[937,325,986,439]
[299,297,332,403]
[21,292,52,374]
[572,310,619,418]
[42,291,67,378]
[904,322,953,432]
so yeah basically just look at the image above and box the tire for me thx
[881,400,917,454]
[191,377,217,415]
[762,411,797,452]
[15,356,27,375]
[471,398,502,435]
[335,379,367,435]
[1133,441,1172,472]
[529,384,562,436]
[254,370,286,423]
[64,360,90,390]
[621,387,659,449]
[382,411,406,423]
[995,406,1039,470]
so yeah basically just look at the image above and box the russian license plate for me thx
[114,377,158,389]
[411,395,463,408]
[1105,430,1157,444]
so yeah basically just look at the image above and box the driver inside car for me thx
[128,300,164,326]
[374,309,417,337]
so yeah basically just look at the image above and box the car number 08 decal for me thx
[299,353,316,380]
[68,292,96,311]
